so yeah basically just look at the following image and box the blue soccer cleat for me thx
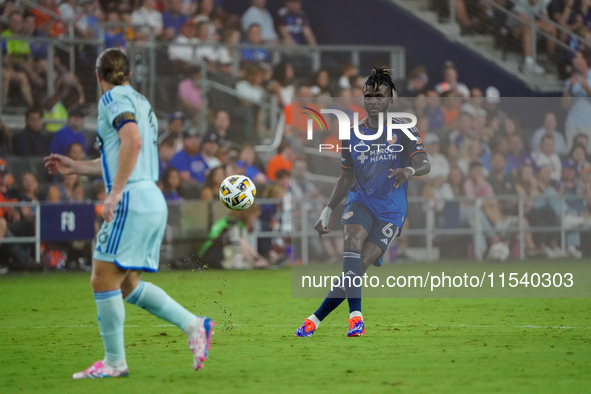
[347,316,365,337]
[295,319,317,337]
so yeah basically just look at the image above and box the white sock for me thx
[103,358,128,370]
[308,314,321,328]
[183,315,202,338]
[525,56,534,64]
[350,311,363,319]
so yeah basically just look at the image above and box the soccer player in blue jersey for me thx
[45,48,214,378]
[295,68,431,337]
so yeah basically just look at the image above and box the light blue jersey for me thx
[97,85,159,193]
[94,84,167,272]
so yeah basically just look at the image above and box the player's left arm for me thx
[102,122,142,222]
[389,152,430,188]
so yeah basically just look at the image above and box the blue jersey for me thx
[97,85,159,193]
[341,118,425,227]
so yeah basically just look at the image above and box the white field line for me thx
[1,323,589,330]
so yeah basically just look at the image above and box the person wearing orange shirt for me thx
[266,142,292,181]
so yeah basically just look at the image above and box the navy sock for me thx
[313,284,346,321]
[342,250,362,314]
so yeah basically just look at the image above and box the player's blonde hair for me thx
[96,48,130,85]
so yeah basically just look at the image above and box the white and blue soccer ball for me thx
[488,242,510,262]
[219,175,256,210]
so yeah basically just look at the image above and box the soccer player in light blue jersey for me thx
[45,48,214,379]
[295,68,431,337]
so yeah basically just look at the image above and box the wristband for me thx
[406,166,416,176]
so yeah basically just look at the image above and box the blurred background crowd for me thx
[1,0,591,272]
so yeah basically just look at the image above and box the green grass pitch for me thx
[1,267,590,393]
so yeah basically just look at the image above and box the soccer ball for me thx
[488,242,510,262]
[219,175,256,210]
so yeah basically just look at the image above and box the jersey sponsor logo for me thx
[107,102,119,113]
[343,211,354,220]
[381,238,389,245]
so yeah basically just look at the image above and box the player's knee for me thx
[343,233,363,251]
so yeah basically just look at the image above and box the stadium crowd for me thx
[0,0,591,271]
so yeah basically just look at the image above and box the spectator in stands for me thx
[240,23,270,63]
[336,62,358,90]
[241,0,278,43]
[268,60,295,108]
[13,107,49,156]
[532,134,563,181]
[217,27,241,73]
[177,66,203,121]
[236,63,267,140]
[237,144,268,185]
[168,20,199,71]
[42,73,85,132]
[193,20,226,69]
[158,135,178,179]
[162,0,188,40]
[310,68,332,98]
[425,90,445,132]
[487,151,518,211]
[0,118,10,156]
[46,173,83,202]
[0,0,16,32]
[276,0,317,45]
[1,11,35,107]
[435,61,470,97]
[73,0,100,39]
[424,133,450,185]
[200,131,223,169]
[509,0,557,74]
[32,0,65,37]
[505,133,535,177]
[103,10,126,50]
[397,65,428,98]
[23,12,49,64]
[66,141,86,162]
[563,49,591,151]
[131,0,164,40]
[209,110,233,148]
[49,107,87,156]
[448,112,474,148]
[159,166,183,201]
[266,142,292,181]
[573,132,590,151]
[531,112,568,155]
[463,161,510,239]
[440,91,462,130]
[199,165,225,200]
[568,142,589,172]
[158,111,185,152]
[460,87,487,118]
[515,164,565,257]
[168,129,208,184]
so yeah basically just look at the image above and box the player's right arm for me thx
[314,141,355,237]
[44,154,102,176]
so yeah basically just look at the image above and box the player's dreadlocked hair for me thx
[364,67,396,97]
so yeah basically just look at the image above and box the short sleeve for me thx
[341,139,354,171]
[100,91,137,132]
[402,125,426,158]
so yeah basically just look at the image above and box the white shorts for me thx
[94,180,167,272]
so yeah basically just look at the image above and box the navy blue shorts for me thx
[341,203,400,266]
